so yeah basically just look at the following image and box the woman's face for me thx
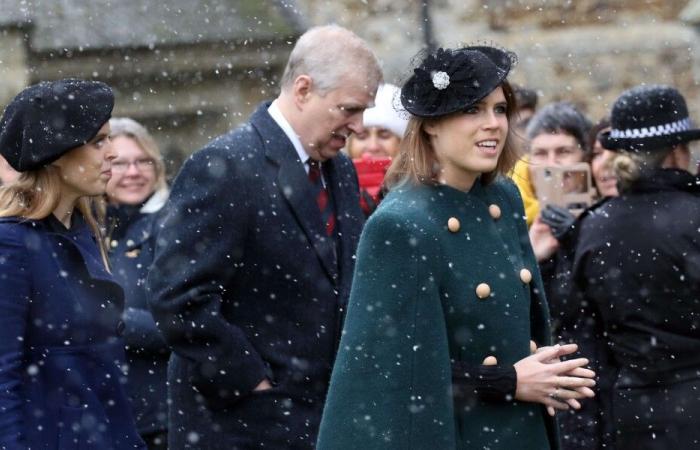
[426,86,508,190]
[53,122,115,198]
[0,155,19,185]
[529,132,584,167]
[590,129,618,197]
[348,127,401,159]
[105,135,158,205]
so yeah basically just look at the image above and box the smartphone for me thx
[531,163,594,216]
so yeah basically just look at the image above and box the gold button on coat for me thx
[488,204,501,220]
[520,268,532,284]
[476,283,491,299]
[482,356,498,365]
[447,217,460,233]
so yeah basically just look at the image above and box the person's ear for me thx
[423,121,439,137]
[293,75,313,106]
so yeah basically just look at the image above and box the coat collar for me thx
[0,214,116,285]
[623,168,700,196]
[250,102,339,281]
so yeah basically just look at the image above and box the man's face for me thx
[299,76,376,161]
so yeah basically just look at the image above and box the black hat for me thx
[400,45,516,118]
[0,78,114,172]
[600,84,700,152]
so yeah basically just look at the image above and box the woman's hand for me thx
[514,344,596,416]
[529,215,559,262]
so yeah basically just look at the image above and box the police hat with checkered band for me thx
[600,84,700,152]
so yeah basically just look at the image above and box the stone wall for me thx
[23,41,291,171]
[296,0,700,122]
[0,27,29,109]
[1,0,700,167]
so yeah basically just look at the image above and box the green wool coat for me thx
[317,178,558,450]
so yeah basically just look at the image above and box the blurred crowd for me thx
[0,23,699,450]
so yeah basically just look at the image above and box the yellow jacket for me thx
[510,157,539,227]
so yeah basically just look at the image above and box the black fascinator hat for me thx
[400,45,516,118]
[600,84,700,152]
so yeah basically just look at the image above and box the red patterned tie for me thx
[308,159,335,236]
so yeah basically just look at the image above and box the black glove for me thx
[540,204,576,241]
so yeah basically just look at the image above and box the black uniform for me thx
[570,168,700,449]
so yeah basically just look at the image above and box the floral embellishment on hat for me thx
[432,71,450,90]
[400,46,515,118]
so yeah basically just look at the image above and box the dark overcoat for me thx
[0,215,145,449]
[108,203,169,437]
[317,179,558,450]
[570,169,700,449]
[146,102,365,449]
[543,233,611,450]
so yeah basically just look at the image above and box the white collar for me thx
[268,100,311,173]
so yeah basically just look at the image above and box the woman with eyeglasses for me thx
[104,117,170,449]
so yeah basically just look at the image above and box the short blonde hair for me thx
[109,117,167,191]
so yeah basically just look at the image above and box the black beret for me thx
[401,46,516,118]
[0,78,114,172]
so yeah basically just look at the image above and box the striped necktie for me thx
[307,159,335,236]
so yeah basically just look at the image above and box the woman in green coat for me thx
[317,46,597,450]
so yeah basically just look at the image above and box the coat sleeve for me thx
[568,224,616,448]
[146,147,271,404]
[317,210,456,450]
[122,214,169,355]
[122,307,168,355]
[0,226,30,448]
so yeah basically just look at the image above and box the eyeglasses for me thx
[112,158,155,173]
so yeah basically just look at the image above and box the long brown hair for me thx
[0,166,110,269]
[384,81,519,189]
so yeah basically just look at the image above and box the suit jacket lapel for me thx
[251,104,339,282]
[324,157,364,293]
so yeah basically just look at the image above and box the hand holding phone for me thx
[531,163,594,216]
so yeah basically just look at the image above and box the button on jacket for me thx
[318,178,558,450]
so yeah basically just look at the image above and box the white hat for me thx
[363,83,408,139]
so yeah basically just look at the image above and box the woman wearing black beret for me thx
[0,79,146,449]
[567,85,700,449]
[317,47,596,450]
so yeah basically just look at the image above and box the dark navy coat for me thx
[570,169,700,449]
[0,215,145,449]
[107,198,169,437]
[147,102,365,449]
